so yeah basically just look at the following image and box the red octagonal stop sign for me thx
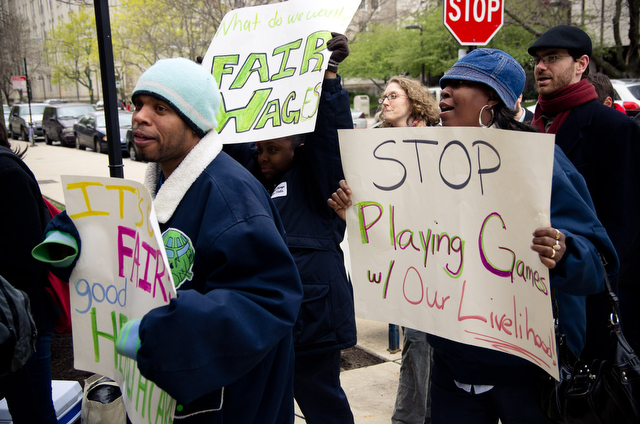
[444,0,504,46]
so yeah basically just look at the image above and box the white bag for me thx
[81,374,126,424]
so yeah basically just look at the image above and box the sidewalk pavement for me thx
[294,318,402,423]
[16,140,404,424]
[14,140,147,204]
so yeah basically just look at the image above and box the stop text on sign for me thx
[444,0,504,46]
[447,0,501,23]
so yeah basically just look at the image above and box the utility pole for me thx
[23,58,35,147]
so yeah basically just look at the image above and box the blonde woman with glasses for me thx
[377,76,440,128]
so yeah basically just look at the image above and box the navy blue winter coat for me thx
[137,136,303,423]
[225,77,357,355]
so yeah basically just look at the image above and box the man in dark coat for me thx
[224,33,357,423]
[36,58,304,424]
[529,25,640,354]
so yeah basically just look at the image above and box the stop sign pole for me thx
[444,0,504,46]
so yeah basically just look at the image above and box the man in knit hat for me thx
[37,57,304,423]
[529,26,640,355]
[125,57,304,423]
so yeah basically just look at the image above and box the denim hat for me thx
[528,25,592,57]
[440,48,525,108]
[132,58,221,138]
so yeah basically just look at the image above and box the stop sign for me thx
[444,0,504,46]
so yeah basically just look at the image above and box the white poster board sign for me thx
[201,0,361,144]
[62,175,177,424]
[339,127,560,379]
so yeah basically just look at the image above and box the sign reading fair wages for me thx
[62,176,177,424]
[201,0,360,144]
[339,127,560,379]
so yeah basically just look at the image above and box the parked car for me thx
[43,99,68,104]
[73,111,132,154]
[8,103,47,141]
[428,86,442,104]
[3,105,9,125]
[94,100,125,111]
[125,128,144,162]
[611,79,640,115]
[42,103,96,146]
[351,109,368,128]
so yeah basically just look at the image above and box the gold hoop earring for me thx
[479,105,494,128]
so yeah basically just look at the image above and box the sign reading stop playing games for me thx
[444,0,504,46]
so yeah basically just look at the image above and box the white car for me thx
[611,79,640,113]
[351,109,368,129]
[428,86,442,104]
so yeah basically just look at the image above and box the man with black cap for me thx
[528,25,640,355]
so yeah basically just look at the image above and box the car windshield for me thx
[627,84,640,100]
[119,113,132,128]
[96,113,132,129]
[58,106,95,119]
[21,105,46,114]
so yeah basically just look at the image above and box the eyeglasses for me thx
[529,55,571,67]
[378,92,407,104]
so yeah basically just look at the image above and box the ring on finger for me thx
[551,249,556,259]
[555,229,561,240]
[553,239,560,250]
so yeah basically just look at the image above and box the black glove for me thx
[327,32,349,73]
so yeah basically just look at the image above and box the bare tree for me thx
[0,5,36,109]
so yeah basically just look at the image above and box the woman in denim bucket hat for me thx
[428,48,619,424]
[438,48,528,129]
[329,48,619,424]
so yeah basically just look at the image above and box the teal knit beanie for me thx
[132,58,220,138]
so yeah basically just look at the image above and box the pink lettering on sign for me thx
[117,225,170,302]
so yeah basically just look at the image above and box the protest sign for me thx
[201,0,360,144]
[62,175,177,424]
[339,127,560,379]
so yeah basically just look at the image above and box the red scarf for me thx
[533,79,598,134]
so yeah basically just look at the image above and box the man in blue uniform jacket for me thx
[223,33,357,423]
[36,58,303,424]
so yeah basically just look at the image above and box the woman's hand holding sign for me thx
[531,227,566,269]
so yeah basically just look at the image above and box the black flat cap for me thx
[528,25,592,57]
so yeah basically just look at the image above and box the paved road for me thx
[13,140,147,205]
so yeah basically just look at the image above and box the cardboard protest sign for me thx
[339,127,560,379]
[62,175,177,424]
[201,0,361,144]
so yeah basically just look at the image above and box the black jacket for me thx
[550,98,640,355]
[225,77,357,354]
[0,147,59,330]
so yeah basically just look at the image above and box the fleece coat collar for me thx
[144,131,222,223]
